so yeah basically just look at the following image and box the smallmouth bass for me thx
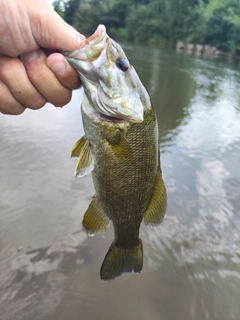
[63,25,167,280]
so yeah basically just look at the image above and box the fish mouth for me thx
[97,94,144,123]
[62,25,108,62]
[99,113,142,123]
[99,113,125,123]
[62,25,144,123]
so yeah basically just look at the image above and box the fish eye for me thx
[115,58,129,72]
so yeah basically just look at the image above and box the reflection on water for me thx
[1,46,240,319]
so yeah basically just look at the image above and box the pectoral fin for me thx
[83,196,109,235]
[143,166,167,226]
[108,130,134,162]
[71,136,86,158]
[71,136,94,177]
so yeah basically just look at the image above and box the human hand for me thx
[0,0,86,115]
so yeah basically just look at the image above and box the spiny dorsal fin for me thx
[83,196,109,235]
[143,165,167,226]
[71,136,94,177]
[100,240,143,281]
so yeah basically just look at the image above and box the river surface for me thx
[1,44,240,320]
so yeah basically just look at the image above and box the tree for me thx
[52,0,65,18]
[204,0,240,52]
[73,0,105,36]
[56,0,240,53]
[65,0,81,25]
[53,0,81,24]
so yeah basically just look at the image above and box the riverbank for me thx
[176,41,239,59]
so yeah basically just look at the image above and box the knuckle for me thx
[1,108,25,115]
[29,96,47,110]
[61,72,81,90]
[24,57,48,85]
[0,100,25,115]
[11,106,26,115]
[0,82,9,100]
[28,69,47,84]
[0,82,25,115]
[54,91,72,107]
[0,58,19,78]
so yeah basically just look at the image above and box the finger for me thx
[0,80,25,115]
[46,53,81,90]
[29,0,86,51]
[21,49,72,107]
[0,56,47,110]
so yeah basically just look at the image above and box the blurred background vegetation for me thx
[53,0,240,54]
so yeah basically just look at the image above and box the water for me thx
[1,45,240,320]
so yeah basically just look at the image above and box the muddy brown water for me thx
[1,44,240,320]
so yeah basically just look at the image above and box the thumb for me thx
[30,0,86,51]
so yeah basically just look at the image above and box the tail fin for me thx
[100,240,143,281]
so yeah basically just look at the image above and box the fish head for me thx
[63,25,150,122]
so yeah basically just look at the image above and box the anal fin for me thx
[100,240,143,281]
[83,196,109,235]
[143,165,167,226]
[70,136,94,177]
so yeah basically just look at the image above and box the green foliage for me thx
[54,0,240,53]
[109,28,131,40]
[52,0,65,18]
[73,0,105,37]
[52,0,81,24]
[65,0,81,25]
[203,0,240,52]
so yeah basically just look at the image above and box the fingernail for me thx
[50,61,66,75]
[21,49,45,63]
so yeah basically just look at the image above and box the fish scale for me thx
[64,25,167,280]
[83,105,158,244]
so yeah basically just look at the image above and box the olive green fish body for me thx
[82,97,158,248]
[64,25,167,280]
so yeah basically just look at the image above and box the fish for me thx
[63,25,167,280]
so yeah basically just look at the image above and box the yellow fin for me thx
[71,136,87,158]
[100,240,143,281]
[143,166,167,226]
[83,196,109,235]
[71,136,94,177]
[108,130,134,162]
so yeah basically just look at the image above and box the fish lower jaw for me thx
[99,113,126,123]
[99,112,143,124]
